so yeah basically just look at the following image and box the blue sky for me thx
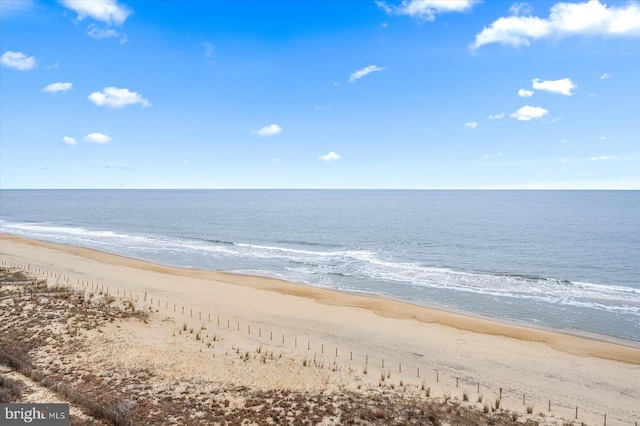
[1,0,639,189]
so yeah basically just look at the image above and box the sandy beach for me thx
[1,233,639,425]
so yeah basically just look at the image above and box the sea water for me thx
[1,190,638,342]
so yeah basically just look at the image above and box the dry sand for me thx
[1,233,639,425]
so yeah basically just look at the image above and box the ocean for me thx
[1,189,639,343]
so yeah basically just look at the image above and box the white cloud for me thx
[510,105,549,121]
[88,87,151,108]
[465,121,478,129]
[472,0,640,49]
[203,42,215,58]
[590,155,614,161]
[532,78,577,95]
[87,24,127,42]
[600,72,613,79]
[252,124,282,137]
[320,151,341,162]
[510,2,533,16]
[488,113,505,120]
[60,0,131,25]
[105,163,133,171]
[88,25,118,39]
[0,51,36,71]
[349,65,384,83]
[600,136,606,140]
[378,0,479,21]
[43,82,73,93]
[518,88,534,97]
[62,136,77,145]
[0,0,35,16]
[84,133,112,144]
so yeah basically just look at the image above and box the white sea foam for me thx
[3,220,638,317]
[5,222,150,243]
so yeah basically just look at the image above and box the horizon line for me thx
[1,187,638,191]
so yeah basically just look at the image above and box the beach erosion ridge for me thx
[1,233,639,425]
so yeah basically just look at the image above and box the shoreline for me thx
[3,232,640,424]
[2,233,639,364]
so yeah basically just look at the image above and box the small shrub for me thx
[0,388,12,403]
[428,413,440,426]
[463,391,469,402]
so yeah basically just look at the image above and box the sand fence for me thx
[1,260,636,426]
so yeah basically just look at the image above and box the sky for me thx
[1,0,639,189]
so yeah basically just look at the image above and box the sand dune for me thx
[1,234,639,425]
